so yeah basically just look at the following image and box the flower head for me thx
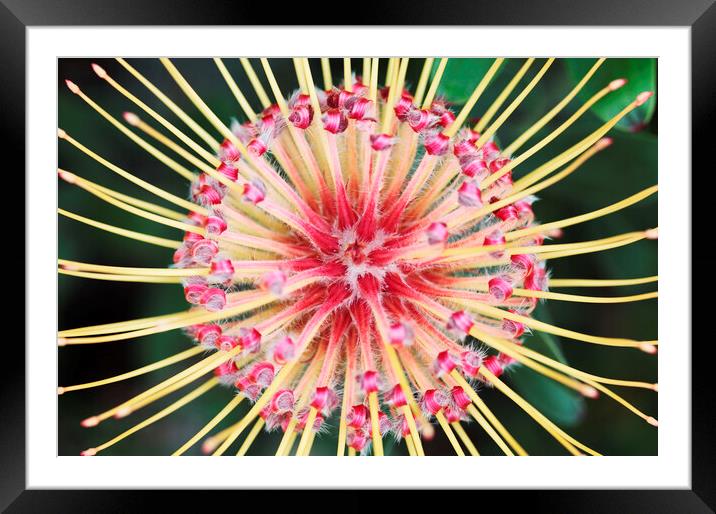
[59,57,657,457]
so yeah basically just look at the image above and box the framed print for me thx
[6,0,714,511]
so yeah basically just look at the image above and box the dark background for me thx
[58,57,657,456]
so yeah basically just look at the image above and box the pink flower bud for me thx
[427,222,448,245]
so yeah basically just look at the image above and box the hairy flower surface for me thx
[58,57,658,456]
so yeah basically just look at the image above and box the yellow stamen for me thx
[451,296,654,349]
[479,369,581,455]
[507,92,654,192]
[58,130,208,215]
[444,58,504,138]
[465,404,515,455]
[413,58,434,107]
[435,410,465,455]
[499,338,658,391]
[343,58,351,92]
[452,422,479,456]
[160,58,240,146]
[362,58,371,87]
[585,380,658,426]
[337,350,352,456]
[368,391,384,456]
[295,407,319,456]
[236,418,266,456]
[116,58,219,149]
[369,58,380,103]
[239,58,272,108]
[549,276,658,288]
[62,172,205,235]
[507,186,658,241]
[58,260,208,277]
[474,58,535,133]
[214,57,257,121]
[321,58,333,90]
[58,209,181,250]
[173,393,245,456]
[58,346,202,394]
[512,289,658,304]
[504,58,606,155]
[59,269,185,284]
[421,58,448,109]
[93,63,220,166]
[64,82,196,181]
[474,58,555,149]
[60,169,185,221]
[84,378,217,456]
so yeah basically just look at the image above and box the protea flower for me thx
[58,57,657,457]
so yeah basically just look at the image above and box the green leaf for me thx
[564,58,656,132]
[433,58,503,105]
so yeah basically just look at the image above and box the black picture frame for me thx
[5,1,713,511]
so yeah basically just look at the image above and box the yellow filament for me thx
[58,209,181,250]
[59,269,184,284]
[444,58,504,138]
[259,58,290,114]
[275,417,299,457]
[505,57,605,155]
[381,58,408,133]
[435,411,465,456]
[116,58,220,149]
[67,86,197,181]
[337,355,352,456]
[295,407,319,456]
[369,58,379,103]
[421,58,448,109]
[214,57,257,121]
[321,58,333,90]
[585,380,658,425]
[505,341,657,391]
[368,391,384,456]
[173,393,245,456]
[58,131,208,215]
[538,232,650,261]
[59,346,202,394]
[88,378,217,455]
[447,138,611,230]
[452,422,479,456]
[509,95,653,192]
[474,58,555,149]
[292,58,308,93]
[452,296,652,349]
[96,67,220,166]
[58,260,207,277]
[509,186,658,241]
[343,58,351,92]
[239,58,272,108]
[463,398,527,456]
[65,174,205,235]
[513,289,658,304]
[237,418,266,456]
[552,276,659,288]
[479,368,599,456]
[411,58,433,107]
[61,170,185,221]
[160,58,240,147]
[474,58,535,133]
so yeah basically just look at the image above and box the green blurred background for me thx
[58,57,657,456]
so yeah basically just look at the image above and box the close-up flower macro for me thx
[58,57,658,457]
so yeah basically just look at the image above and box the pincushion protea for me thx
[58,57,658,457]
